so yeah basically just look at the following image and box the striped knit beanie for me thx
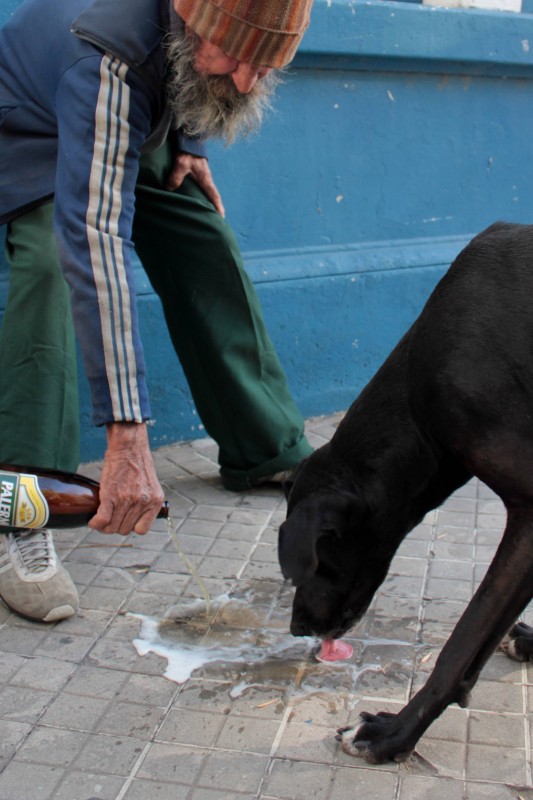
[174,0,313,68]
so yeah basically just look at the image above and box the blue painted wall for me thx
[2,0,533,460]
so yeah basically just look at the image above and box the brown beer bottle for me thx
[0,464,169,530]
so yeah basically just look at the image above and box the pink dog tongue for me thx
[316,638,353,662]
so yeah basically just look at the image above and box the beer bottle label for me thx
[0,472,49,529]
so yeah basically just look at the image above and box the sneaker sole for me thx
[0,597,77,623]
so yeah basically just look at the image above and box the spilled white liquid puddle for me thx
[130,594,318,685]
[129,594,399,701]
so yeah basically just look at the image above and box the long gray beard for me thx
[165,27,281,145]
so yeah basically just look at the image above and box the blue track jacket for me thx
[0,0,206,426]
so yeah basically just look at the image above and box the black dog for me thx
[278,221,533,764]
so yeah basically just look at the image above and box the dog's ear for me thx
[278,492,361,586]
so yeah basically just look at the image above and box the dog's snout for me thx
[290,618,309,637]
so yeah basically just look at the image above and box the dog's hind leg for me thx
[339,506,533,763]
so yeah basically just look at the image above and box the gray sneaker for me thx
[0,529,79,622]
[252,469,295,486]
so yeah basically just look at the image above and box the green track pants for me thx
[0,142,312,489]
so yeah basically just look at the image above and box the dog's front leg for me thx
[338,506,533,763]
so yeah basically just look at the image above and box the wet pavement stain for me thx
[130,588,398,714]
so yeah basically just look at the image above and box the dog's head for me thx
[279,450,394,639]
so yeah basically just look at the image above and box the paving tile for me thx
[0,720,32,767]
[389,555,427,578]
[105,547,162,570]
[264,759,334,799]
[237,494,282,512]
[437,510,476,528]
[89,565,140,589]
[463,781,532,798]
[116,671,179,707]
[275,719,339,764]
[65,544,115,566]
[127,590,189,621]
[429,559,473,581]
[425,577,473,602]
[475,529,502,548]
[468,710,524,746]
[0,651,27,681]
[87,635,165,674]
[61,561,101,586]
[414,739,466,779]
[0,685,55,723]
[229,508,273,526]
[32,631,97,663]
[240,560,284,582]
[465,741,527,784]
[51,771,126,800]
[442,495,478,513]
[480,651,523,683]
[99,612,147,642]
[396,538,431,558]
[62,664,129,698]
[260,525,279,545]
[122,779,191,799]
[0,761,64,799]
[95,700,165,740]
[189,790,256,800]
[156,707,225,747]
[215,714,284,755]
[418,619,456,646]
[431,541,475,561]
[362,613,419,646]
[207,538,254,560]
[476,513,506,529]
[39,692,110,731]
[196,750,268,793]
[135,570,192,596]
[423,598,469,625]
[74,732,148,775]
[329,765,397,799]
[397,774,463,799]
[469,679,524,713]
[419,706,469,744]
[217,522,265,542]
[167,541,211,572]
[196,555,244,580]
[0,625,49,656]
[284,693,348,728]
[189,505,233,522]
[12,726,88,767]
[137,742,208,783]
[52,608,115,637]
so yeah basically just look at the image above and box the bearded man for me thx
[0,0,314,622]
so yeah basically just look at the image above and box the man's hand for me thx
[88,422,165,535]
[165,153,225,217]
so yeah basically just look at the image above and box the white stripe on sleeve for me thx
[86,55,141,421]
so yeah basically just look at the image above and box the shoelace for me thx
[12,530,53,574]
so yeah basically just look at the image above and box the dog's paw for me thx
[335,712,414,764]
[500,622,533,662]
[335,724,368,757]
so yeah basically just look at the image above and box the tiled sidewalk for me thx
[0,413,532,800]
